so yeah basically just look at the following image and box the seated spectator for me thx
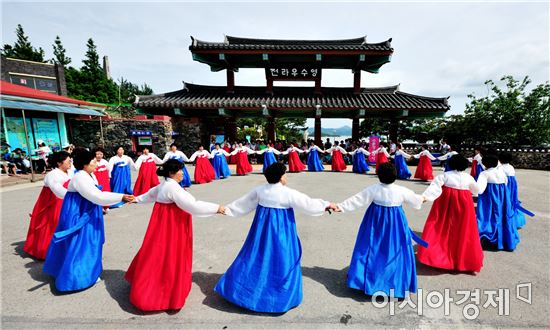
[10,148,29,174]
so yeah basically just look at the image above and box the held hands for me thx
[217,205,226,215]
[122,194,136,203]
[325,202,342,214]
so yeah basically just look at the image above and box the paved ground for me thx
[1,165,549,329]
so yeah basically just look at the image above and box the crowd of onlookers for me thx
[1,141,74,177]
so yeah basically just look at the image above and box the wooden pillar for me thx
[267,117,275,143]
[266,78,273,94]
[227,69,234,93]
[314,117,322,146]
[225,118,237,143]
[389,118,399,143]
[352,117,360,141]
[353,70,361,94]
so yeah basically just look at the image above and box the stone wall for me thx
[170,117,208,156]
[70,118,173,158]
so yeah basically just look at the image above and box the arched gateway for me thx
[135,36,449,144]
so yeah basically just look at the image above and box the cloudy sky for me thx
[2,1,548,128]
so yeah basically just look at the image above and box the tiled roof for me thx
[136,83,449,112]
[190,36,393,52]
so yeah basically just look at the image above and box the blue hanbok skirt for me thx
[307,149,324,172]
[477,183,519,251]
[352,153,370,174]
[394,154,411,179]
[474,164,484,181]
[43,190,105,292]
[347,203,427,298]
[109,162,132,208]
[212,154,232,179]
[263,152,277,173]
[506,176,534,229]
[215,205,302,313]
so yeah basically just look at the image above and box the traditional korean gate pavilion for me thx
[136,36,450,144]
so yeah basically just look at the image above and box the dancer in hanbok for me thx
[188,146,216,184]
[349,146,370,174]
[334,163,426,298]
[413,145,436,181]
[43,148,133,292]
[372,143,390,174]
[476,154,519,251]
[468,147,485,180]
[93,148,110,193]
[436,146,458,172]
[305,142,325,172]
[256,143,281,173]
[326,141,347,172]
[210,144,232,179]
[108,146,135,208]
[133,147,163,196]
[24,151,72,260]
[126,159,224,311]
[162,143,192,188]
[391,145,412,180]
[498,152,534,229]
[230,142,254,176]
[282,143,306,173]
[216,162,334,313]
[418,155,484,272]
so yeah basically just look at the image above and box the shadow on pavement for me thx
[12,241,53,292]
[301,266,373,302]
[192,271,286,317]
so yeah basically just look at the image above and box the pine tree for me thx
[52,35,71,66]
[1,24,45,62]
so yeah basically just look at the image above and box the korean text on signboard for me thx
[267,67,320,79]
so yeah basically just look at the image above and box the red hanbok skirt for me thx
[414,155,434,181]
[194,157,216,184]
[375,153,389,173]
[418,187,484,272]
[95,168,111,192]
[236,152,253,175]
[331,150,347,172]
[24,181,68,260]
[288,151,306,172]
[133,161,160,196]
[125,202,193,311]
[470,159,478,178]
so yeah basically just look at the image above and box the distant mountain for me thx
[306,125,351,137]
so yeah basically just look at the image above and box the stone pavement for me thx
[1,165,549,329]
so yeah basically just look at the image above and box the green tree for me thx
[1,24,45,62]
[52,35,71,66]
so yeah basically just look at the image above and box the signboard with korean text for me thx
[368,135,380,164]
[266,67,321,80]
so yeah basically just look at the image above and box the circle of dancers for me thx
[23,140,535,313]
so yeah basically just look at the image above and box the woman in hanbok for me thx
[418,154,484,272]
[188,146,216,184]
[282,143,306,173]
[413,145,436,181]
[230,142,254,176]
[24,151,72,260]
[93,147,110,193]
[216,162,334,313]
[468,147,485,181]
[436,146,459,172]
[133,146,163,196]
[476,154,519,251]
[256,143,281,173]
[391,145,412,180]
[305,142,325,172]
[326,141,347,172]
[210,143,232,179]
[126,160,224,311]
[162,143,192,188]
[43,148,133,292]
[349,146,370,174]
[372,143,390,174]
[498,152,534,229]
[334,163,426,298]
[108,146,136,208]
